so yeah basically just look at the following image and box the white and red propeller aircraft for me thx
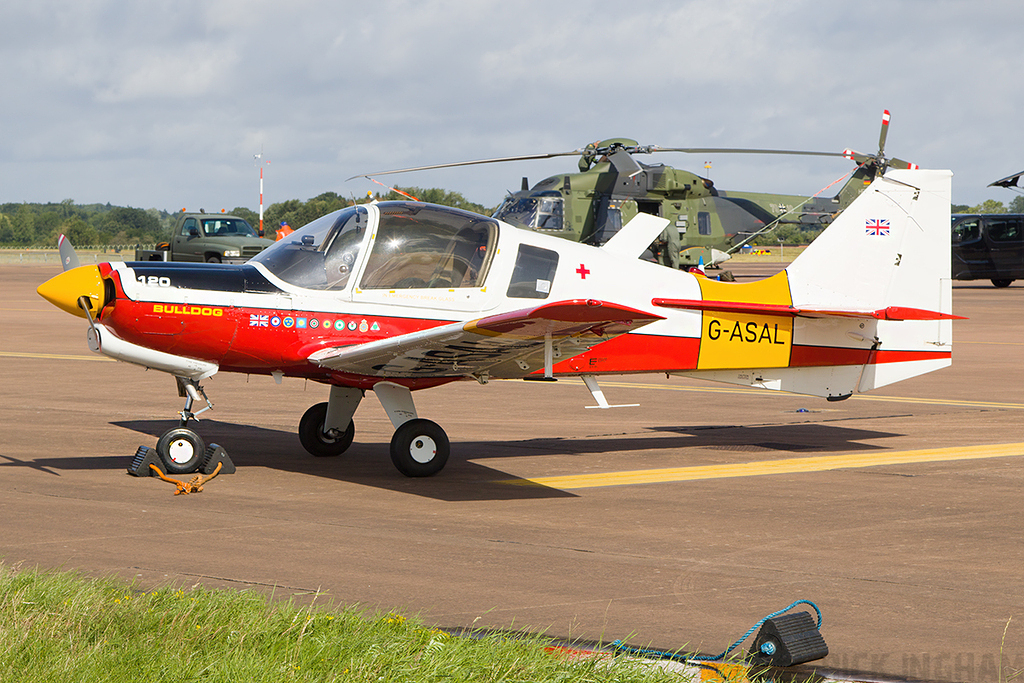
[38,169,960,478]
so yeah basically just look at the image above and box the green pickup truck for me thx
[135,211,275,263]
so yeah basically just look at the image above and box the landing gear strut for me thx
[154,377,214,475]
[296,382,451,477]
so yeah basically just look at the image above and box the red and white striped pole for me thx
[255,151,270,236]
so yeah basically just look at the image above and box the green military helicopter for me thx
[352,111,915,269]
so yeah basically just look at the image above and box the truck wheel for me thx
[991,278,1013,288]
[206,255,222,263]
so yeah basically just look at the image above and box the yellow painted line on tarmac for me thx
[502,442,1024,490]
[958,340,1024,346]
[0,350,113,362]
[0,308,57,312]
[560,378,1024,411]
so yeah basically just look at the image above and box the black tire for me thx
[991,278,1013,288]
[156,427,205,475]
[206,255,222,263]
[298,402,355,457]
[390,419,449,477]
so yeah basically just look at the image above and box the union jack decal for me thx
[865,218,890,236]
[249,314,269,327]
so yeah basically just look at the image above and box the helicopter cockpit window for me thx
[359,202,497,290]
[249,206,368,290]
[506,244,558,299]
[493,195,563,231]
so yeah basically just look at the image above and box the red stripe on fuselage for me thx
[551,334,701,374]
[102,298,452,379]
[548,334,950,375]
[789,345,951,367]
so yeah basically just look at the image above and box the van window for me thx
[987,216,1023,242]
[952,218,980,243]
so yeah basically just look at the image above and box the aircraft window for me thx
[698,212,712,236]
[987,216,1023,242]
[250,206,368,290]
[507,244,558,299]
[952,218,980,243]
[359,203,497,290]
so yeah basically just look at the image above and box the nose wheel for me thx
[155,427,205,474]
[153,377,214,474]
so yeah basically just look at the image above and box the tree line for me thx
[1,189,1021,247]
[0,188,490,247]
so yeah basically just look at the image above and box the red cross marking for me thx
[576,264,591,279]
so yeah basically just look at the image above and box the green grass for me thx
[0,563,685,682]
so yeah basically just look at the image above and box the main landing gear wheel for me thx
[390,419,449,477]
[156,427,205,475]
[298,402,355,457]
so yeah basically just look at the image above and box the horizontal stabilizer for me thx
[652,298,966,321]
[309,299,663,378]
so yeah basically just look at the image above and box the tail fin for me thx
[786,169,954,392]
[787,169,952,312]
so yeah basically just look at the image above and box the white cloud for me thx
[2,0,1024,209]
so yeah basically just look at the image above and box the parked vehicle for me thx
[135,212,274,263]
[951,214,1023,287]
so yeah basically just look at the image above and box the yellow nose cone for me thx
[37,265,107,319]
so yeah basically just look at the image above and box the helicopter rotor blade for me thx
[887,157,919,170]
[878,109,891,157]
[347,150,584,180]
[649,146,846,158]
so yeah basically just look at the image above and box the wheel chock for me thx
[201,443,235,475]
[127,446,163,477]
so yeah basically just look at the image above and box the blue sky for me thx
[2,0,1021,212]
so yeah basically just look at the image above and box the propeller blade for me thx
[347,150,583,180]
[58,234,80,272]
[878,109,891,156]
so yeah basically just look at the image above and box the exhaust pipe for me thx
[88,323,218,382]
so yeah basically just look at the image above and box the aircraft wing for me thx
[651,298,965,321]
[989,170,1024,188]
[308,299,663,378]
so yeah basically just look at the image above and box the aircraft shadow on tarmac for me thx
[4,419,900,502]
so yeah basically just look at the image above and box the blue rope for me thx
[610,599,822,664]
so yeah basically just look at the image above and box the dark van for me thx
[951,214,1024,287]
